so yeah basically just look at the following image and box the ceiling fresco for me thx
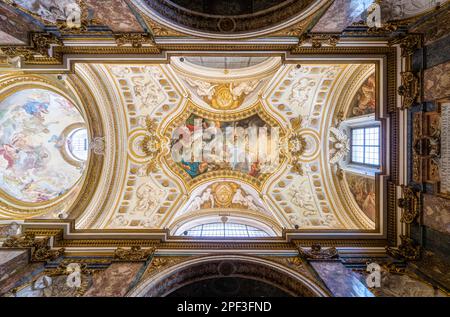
[0,88,87,204]
[36,57,380,233]
[347,73,376,118]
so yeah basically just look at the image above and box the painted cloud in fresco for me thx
[0,88,85,203]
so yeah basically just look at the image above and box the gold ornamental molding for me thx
[398,185,421,224]
[389,34,423,58]
[0,32,62,63]
[113,246,156,262]
[297,244,339,260]
[9,221,399,250]
[385,235,421,261]
[296,33,340,49]
[398,71,420,109]
[1,232,65,262]
[114,33,157,49]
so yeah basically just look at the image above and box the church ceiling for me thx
[0,0,446,47]
[0,57,379,234]
[0,0,418,240]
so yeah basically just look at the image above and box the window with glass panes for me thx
[183,222,269,237]
[67,128,88,161]
[351,126,380,167]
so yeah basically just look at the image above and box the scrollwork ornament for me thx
[0,32,62,62]
[140,117,164,174]
[115,33,156,48]
[367,23,398,34]
[389,34,422,58]
[286,116,306,175]
[114,246,156,261]
[398,185,421,224]
[90,136,105,156]
[1,232,65,262]
[398,71,420,109]
[297,34,340,49]
[386,235,421,261]
[297,244,339,260]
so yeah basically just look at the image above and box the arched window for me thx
[66,128,89,161]
[182,222,270,237]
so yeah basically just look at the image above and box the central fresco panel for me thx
[172,113,273,179]
[63,57,382,233]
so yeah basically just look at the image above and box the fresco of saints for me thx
[350,74,376,117]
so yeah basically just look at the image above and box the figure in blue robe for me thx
[181,159,201,178]
[22,101,49,118]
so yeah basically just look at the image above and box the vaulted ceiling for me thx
[0,0,444,247]
[0,56,381,237]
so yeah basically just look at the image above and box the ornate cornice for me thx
[1,232,65,262]
[0,32,62,62]
[389,34,422,58]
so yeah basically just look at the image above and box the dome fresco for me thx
[0,88,87,203]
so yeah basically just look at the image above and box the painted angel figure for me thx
[230,81,259,100]
[185,77,217,100]
[200,188,215,208]
[189,196,203,211]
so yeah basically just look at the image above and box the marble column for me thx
[83,262,144,297]
[0,250,29,283]
[0,249,46,295]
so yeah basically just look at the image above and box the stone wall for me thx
[409,8,450,292]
